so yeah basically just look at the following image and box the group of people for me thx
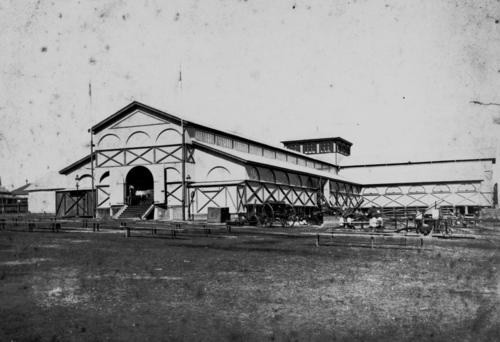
[369,214,384,229]
[338,212,384,230]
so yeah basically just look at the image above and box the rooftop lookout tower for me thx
[281,137,352,165]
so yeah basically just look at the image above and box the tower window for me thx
[319,141,333,153]
[286,143,301,152]
[303,143,317,154]
[337,143,350,156]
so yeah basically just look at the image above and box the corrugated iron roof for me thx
[11,183,31,196]
[88,101,339,168]
[193,140,360,185]
[25,172,73,192]
[340,160,493,185]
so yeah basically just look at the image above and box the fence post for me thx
[226,224,231,233]
[371,236,374,249]
[315,234,320,247]
[394,208,397,229]
[120,222,129,237]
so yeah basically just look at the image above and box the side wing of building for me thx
[340,159,496,215]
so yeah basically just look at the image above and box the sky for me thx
[1,0,500,190]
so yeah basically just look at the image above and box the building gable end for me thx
[110,109,170,129]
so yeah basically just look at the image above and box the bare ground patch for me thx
[0,230,499,341]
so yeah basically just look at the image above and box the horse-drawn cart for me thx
[241,201,298,227]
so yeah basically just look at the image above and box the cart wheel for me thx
[261,203,274,227]
[259,214,272,227]
[282,204,296,228]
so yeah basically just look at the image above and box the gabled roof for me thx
[89,101,340,169]
[59,154,93,175]
[25,171,73,192]
[340,158,496,169]
[12,183,31,196]
[192,140,360,185]
[340,159,493,186]
[91,101,183,134]
[0,185,11,195]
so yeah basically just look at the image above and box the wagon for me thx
[242,201,298,227]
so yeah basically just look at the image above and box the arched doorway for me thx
[125,166,154,206]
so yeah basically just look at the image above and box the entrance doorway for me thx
[125,166,154,206]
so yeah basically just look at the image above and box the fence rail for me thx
[0,202,28,214]
[0,215,477,250]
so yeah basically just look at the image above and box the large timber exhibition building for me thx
[25,101,497,222]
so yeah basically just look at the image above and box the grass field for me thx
[0,228,499,341]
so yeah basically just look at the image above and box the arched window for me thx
[289,173,302,187]
[385,186,403,195]
[362,188,380,196]
[99,171,110,184]
[408,185,426,194]
[76,174,93,189]
[258,168,275,183]
[457,183,476,193]
[432,184,451,194]
[165,167,181,182]
[247,166,260,181]
[300,175,314,188]
[98,134,121,149]
[156,128,181,145]
[206,166,231,182]
[126,131,150,147]
[274,170,289,185]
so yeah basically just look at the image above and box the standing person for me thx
[431,205,440,232]
[339,215,345,228]
[128,184,135,205]
[347,216,354,229]
[415,210,423,233]
[369,215,378,231]
[376,215,384,229]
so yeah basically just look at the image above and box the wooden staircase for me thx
[118,203,153,219]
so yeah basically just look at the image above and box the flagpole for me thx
[179,65,186,221]
[89,82,96,219]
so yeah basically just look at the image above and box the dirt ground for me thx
[0,228,499,341]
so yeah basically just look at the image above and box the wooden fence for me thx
[0,215,476,250]
[0,202,28,214]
